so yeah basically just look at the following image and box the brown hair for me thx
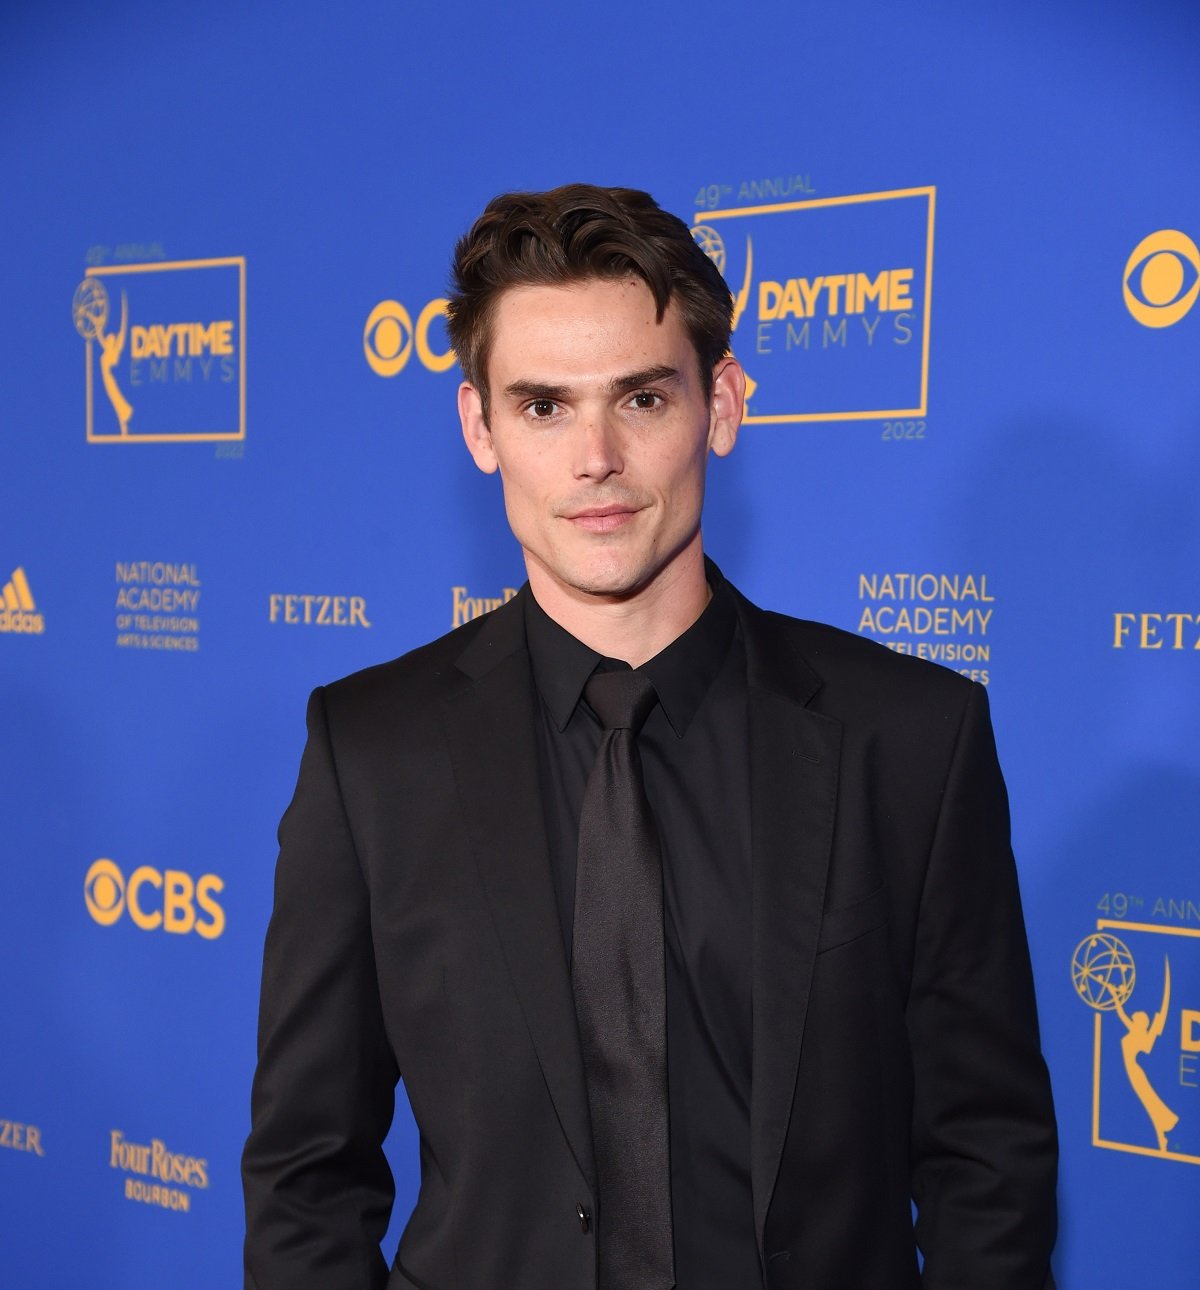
[446,184,732,419]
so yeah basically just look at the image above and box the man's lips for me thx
[562,504,641,534]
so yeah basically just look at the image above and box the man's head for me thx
[449,184,745,627]
[446,184,733,423]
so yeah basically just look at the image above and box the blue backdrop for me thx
[3,2,1199,1285]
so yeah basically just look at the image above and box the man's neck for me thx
[525,546,711,668]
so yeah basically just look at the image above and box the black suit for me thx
[242,580,1057,1289]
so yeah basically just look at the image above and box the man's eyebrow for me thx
[606,365,681,394]
[501,366,684,404]
[502,380,572,402]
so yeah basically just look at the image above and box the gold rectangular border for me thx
[1090,917,1200,1165]
[697,187,935,424]
[85,257,246,444]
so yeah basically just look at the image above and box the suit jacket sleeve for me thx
[907,682,1058,1288]
[242,687,399,1290]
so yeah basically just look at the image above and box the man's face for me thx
[458,277,743,607]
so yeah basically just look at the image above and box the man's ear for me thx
[707,356,745,458]
[459,382,499,474]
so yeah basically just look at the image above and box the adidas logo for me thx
[0,567,45,634]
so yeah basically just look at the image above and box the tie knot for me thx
[585,668,658,734]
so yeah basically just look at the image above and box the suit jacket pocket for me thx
[815,884,888,953]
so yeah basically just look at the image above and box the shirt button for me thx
[576,1203,592,1234]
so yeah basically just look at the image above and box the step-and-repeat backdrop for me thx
[3,2,1198,1285]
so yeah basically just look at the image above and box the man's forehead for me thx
[487,278,688,375]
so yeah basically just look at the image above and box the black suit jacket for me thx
[242,582,1057,1289]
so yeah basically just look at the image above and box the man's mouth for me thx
[563,504,641,534]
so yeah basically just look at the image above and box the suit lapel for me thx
[442,593,596,1191]
[738,596,842,1249]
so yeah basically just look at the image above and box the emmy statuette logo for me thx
[1072,920,1200,1165]
[73,278,134,433]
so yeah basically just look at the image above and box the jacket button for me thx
[576,1203,591,1234]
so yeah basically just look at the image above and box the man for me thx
[242,184,1058,1289]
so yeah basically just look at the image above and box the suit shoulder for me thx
[316,613,492,720]
[749,603,980,723]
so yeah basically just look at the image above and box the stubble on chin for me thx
[525,535,653,605]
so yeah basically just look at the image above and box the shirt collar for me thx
[523,557,737,738]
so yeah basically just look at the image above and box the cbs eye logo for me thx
[84,858,225,940]
[1123,230,1200,328]
[363,298,457,376]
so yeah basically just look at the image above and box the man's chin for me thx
[537,556,650,603]
[565,569,646,601]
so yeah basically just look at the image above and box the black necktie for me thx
[572,667,674,1290]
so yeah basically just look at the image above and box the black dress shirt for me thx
[524,565,761,1288]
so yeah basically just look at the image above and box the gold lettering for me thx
[797,277,823,317]
[1163,612,1192,649]
[888,268,914,310]
[823,274,848,315]
[127,866,163,930]
[854,270,888,311]
[269,592,369,627]
[124,1177,191,1211]
[758,280,782,321]
[1182,1009,1200,1053]
[162,870,195,934]
[778,279,805,318]
[195,874,226,939]
[758,268,916,320]
[128,321,233,359]
[453,586,518,628]
[210,320,234,355]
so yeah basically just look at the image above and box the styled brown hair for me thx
[446,184,733,419]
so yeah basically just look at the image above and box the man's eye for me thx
[629,390,662,410]
[528,399,558,418]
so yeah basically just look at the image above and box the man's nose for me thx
[574,410,623,479]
